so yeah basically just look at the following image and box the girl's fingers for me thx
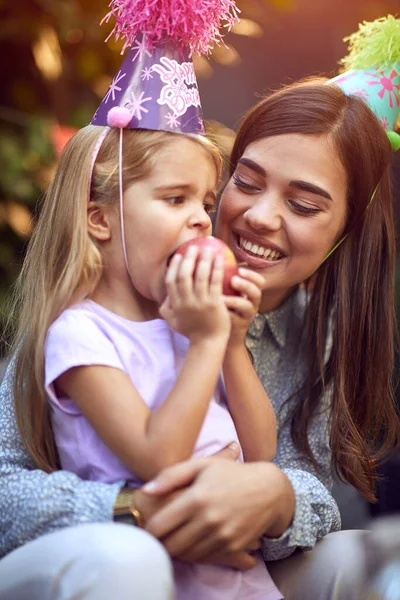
[237,267,266,289]
[193,247,214,300]
[175,246,198,299]
[159,297,173,320]
[230,275,261,306]
[224,296,256,320]
[164,253,183,305]
[165,246,198,306]
[208,254,224,300]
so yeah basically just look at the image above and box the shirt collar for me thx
[248,287,303,348]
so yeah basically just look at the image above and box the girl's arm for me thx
[223,344,276,462]
[56,249,231,482]
[223,268,277,462]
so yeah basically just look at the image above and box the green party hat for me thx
[329,15,400,151]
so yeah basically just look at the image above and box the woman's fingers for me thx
[246,539,261,551]
[164,512,260,562]
[161,515,228,559]
[142,444,239,498]
[142,457,210,496]
[146,487,202,540]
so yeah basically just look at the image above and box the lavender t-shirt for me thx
[44,300,282,600]
[45,300,240,486]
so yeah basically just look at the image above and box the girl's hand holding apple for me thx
[225,268,265,347]
[159,243,231,345]
[168,236,265,347]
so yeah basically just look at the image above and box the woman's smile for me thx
[232,231,287,268]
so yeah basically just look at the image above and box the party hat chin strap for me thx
[89,125,131,277]
[323,183,378,262]
[117,127,131,276]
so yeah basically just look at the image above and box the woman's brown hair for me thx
[230,78,399,501]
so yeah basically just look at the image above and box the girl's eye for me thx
[288,199,322,216]
[204,202,216,215]
[165,196,185,206]
[232,174,261,193]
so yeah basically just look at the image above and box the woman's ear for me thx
[87,201,112,241]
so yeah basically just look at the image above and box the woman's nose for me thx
[244,196,282,232]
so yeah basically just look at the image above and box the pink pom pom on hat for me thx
[107,106,133,128]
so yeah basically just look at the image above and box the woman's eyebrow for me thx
[238,158,333,201]
[238,158,266,177]
[289,180,332,201]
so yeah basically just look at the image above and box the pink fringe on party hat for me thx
[102,0,240,55]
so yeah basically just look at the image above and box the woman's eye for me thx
[232,174,261,193]
[288,199,322,216]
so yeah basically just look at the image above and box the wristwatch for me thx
[113,488,145,527]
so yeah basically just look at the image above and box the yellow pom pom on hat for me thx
[328,15,400,151]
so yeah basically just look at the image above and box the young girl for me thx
[13,124,281,599]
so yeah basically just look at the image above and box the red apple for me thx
[175,236,239,296]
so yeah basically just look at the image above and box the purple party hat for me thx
[91,1,240,135]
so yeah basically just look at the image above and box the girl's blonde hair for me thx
[9,125,223,472]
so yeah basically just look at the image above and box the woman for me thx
[0,79,398,600]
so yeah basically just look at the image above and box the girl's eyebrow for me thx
[154,184,217,203]
[154,183,192,193]
[289,180,332,201]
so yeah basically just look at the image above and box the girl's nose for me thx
[189,206,213,231]
[244,196,282,232]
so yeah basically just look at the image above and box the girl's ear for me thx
[87,201,112,241]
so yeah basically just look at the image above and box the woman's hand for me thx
[133,443,240,524]
[224,268,265,347]
[141,457,295,564]
[160,247,231,343]
[134,444,262,570]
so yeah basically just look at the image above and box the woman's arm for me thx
[261,387,341,561]
[0,361,121,558]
